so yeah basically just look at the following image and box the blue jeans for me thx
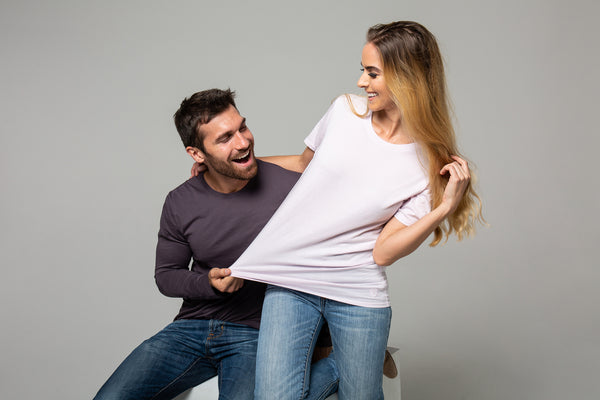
[94,318,338,400]
[255,286,391,400]
[94,319,258,400]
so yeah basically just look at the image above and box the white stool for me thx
[174,347,401,399]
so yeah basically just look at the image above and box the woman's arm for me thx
[259,147,314,173]
[373,156,470,266]
[189,147,315,177]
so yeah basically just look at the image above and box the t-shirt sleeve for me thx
[394,188,431,226]
[304,98,340,151]
[155,192,226,300]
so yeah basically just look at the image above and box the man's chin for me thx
[229,161,257,180]
[239,162,258,179]
[204,157,258,182]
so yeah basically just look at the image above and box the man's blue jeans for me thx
[255,286,391,400]
[94,319,258,400]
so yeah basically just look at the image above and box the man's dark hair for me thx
[173,88,237,151]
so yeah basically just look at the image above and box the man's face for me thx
[193,105,257,189]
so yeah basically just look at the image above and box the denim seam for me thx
[150,355,215,400]
[151,322,223,399]
[205,321,225,360]
[314,379,340,400]
[300,313,324,399]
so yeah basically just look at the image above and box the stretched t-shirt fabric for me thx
[155,160,300,328]
[230,95,431,308]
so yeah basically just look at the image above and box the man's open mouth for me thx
[232,151,251,163]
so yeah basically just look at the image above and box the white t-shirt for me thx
[230,95,430,307]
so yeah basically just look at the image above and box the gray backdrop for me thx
[1,0,598,399]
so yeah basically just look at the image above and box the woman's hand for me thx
[373,155,471,266]
[439,155,470,214]
[190,162,207,178]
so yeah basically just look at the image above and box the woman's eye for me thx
[361,68,378,78]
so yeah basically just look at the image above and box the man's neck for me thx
[203,171,250,193]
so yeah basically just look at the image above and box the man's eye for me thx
[240,125,247,132]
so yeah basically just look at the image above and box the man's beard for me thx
[203,150,257,181]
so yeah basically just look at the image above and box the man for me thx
[94,89,337,400]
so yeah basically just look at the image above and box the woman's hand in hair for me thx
[190,162,207,178]
[374,155,471,266]
[440,156,470,214]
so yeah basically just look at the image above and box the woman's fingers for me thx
[189,162,207,178]
[440,161,464,179]
[451,155,470,178]
[441,156,470,181]
[439,156,471,212]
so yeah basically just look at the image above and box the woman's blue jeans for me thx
[255,286,392,400]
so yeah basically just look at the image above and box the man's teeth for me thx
[234,151,249,160]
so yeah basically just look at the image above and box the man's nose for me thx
[233,132,250,148]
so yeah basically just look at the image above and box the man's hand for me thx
[190,162,207,178]
[208,268,244,293]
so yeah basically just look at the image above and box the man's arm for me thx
[154,196,242,299]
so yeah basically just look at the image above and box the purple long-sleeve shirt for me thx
[155,160,300,329]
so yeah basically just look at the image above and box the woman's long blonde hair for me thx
[359,21,484,246]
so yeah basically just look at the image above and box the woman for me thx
[213,21,481,399]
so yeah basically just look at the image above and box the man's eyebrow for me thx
[215,118,246,141]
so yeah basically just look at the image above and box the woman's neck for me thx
[371,109,413,145]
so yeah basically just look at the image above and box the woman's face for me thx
[357,42,395,113]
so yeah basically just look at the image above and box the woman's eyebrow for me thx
[361,63,381,72]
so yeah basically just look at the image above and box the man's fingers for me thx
[208,268,243,293]
[209,268,232,279]
[228,278,244,292]
[215,277,244,293]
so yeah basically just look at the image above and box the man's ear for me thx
[186,146,205,163]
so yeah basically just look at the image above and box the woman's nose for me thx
[357,73,367,88]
